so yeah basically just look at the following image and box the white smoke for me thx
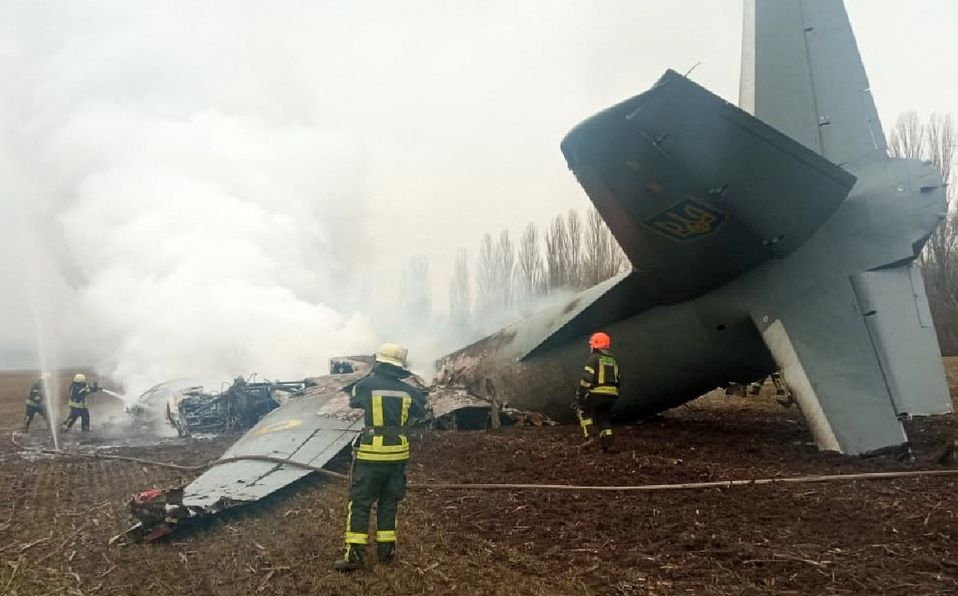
[0,2,380,395]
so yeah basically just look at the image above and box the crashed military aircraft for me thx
[437,0,952,455]
[118,360,372,542]
[117,357,549,542]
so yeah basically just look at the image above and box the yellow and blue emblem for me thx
[644,198,726,241]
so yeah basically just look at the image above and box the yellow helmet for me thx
[73,373,87,383]
[375,343,408,368]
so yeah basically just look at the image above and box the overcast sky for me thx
[0,1,955,383]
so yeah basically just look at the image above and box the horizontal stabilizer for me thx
[754,279,906,454]
[562,70,856,304]
[518,271,652,359]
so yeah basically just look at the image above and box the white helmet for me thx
[375,343,408,368]
[73,373,86,383]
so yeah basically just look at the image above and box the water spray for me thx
[38,373,59,450]
[27,274,60,451]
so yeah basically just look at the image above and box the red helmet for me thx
[589,332,611,350]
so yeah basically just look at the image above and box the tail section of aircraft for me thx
[740,0,887,167]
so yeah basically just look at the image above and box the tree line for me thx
[449,205,628,336]
[399,205,628,341]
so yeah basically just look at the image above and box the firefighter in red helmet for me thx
[574,332,620,452]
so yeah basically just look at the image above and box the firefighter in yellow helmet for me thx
[574,332,620,452]
[335,343,427,572]
[62,373,100,432]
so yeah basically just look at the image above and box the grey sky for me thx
[354,0,958,296]
[0,0,955,379]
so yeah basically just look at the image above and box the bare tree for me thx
[494,230,516,310]
[888,112,925,162]
[448,248,471,332]
[517,222,546,302]
[566,209,583,289]
[475,233,497,317]
[582,206,611,286]
[580,205,630,286]
[545,215,571,292]
[400,255,431,322]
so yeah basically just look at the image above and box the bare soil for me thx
[1,365,958,595]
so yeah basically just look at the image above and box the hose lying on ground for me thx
[12,432,958,493]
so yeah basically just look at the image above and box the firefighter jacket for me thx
[350,363,427,462]
[26,381,45,406]
[68,381,94,409]
[576,349,620,400]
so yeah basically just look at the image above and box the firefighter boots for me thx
[377,542,397,564]
[334,544,366,572]
[600,433,615,453]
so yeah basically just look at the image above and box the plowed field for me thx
[2,365,958,595]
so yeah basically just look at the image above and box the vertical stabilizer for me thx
[740,0,887,166]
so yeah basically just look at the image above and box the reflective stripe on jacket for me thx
[577,350,620,399]
[350,364,427,462]
[68,382,93,409]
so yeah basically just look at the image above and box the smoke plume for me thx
[0,2,379,395]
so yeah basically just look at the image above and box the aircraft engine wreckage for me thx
[115,358,552,543]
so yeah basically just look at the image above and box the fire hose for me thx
[12,432,958,493]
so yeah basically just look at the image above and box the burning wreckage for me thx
[116,356,552,543]
[136,377,305,437]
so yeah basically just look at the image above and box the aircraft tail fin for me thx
[561,70,855,305]
[740,0,886,167]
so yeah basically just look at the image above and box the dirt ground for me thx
[2,366,958,595]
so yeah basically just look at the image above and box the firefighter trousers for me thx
[64,407,90,431]
[578,394,615,439]
[344,460,406,546]
[24,405,48,429]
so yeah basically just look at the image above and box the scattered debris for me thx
[115,364,370,543]
[113,357,554,542]
[129,376,307,437]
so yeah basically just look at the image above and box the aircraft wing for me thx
[561,70,855,305]
[740,0,886,167]
[183,383,363,509]
[753,279,907,454]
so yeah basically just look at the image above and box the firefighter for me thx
[23,373,50,431]
[62,373,99,432]
[575,332,620,452]
[334,343,427,572]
